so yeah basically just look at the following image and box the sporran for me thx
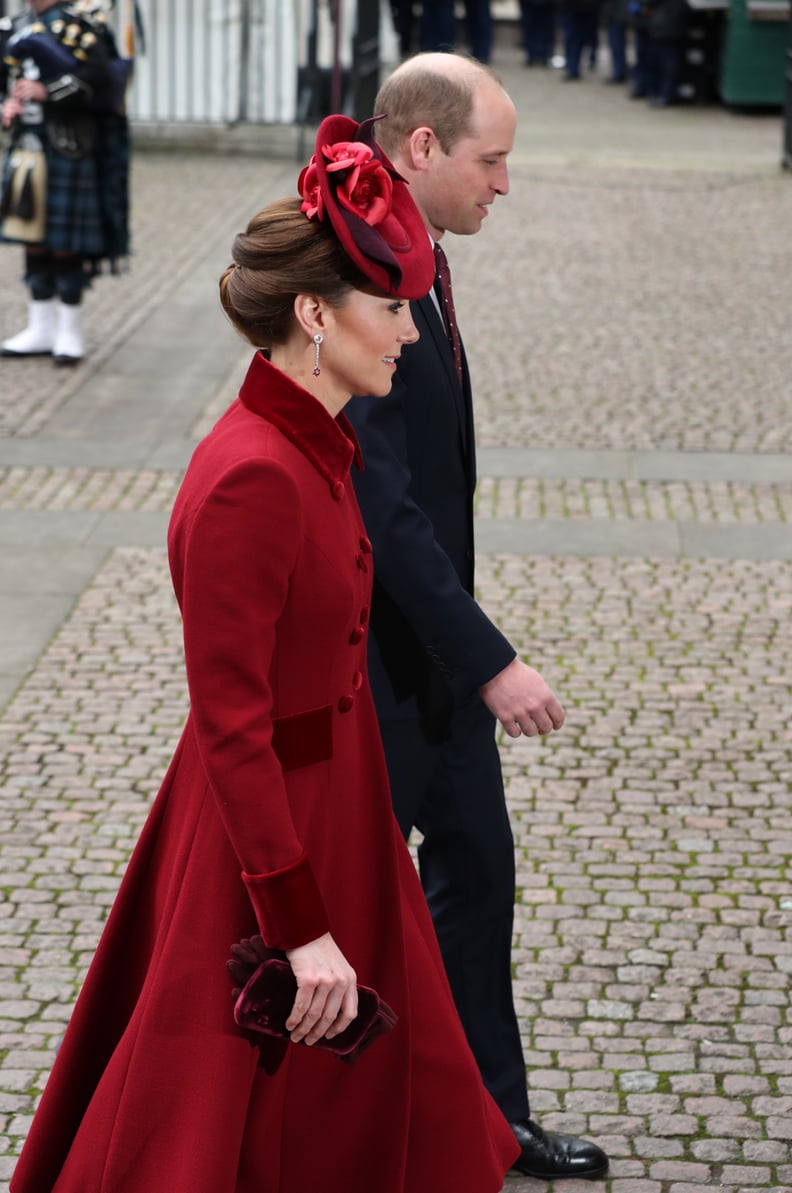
[1,131,47,242]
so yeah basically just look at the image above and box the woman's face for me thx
[321,289,419,403]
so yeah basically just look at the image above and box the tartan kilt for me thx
[1,116,130,264]
[94,112,131,262]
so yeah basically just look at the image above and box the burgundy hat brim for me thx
[301,114,434,301]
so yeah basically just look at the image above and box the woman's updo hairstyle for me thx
[219,197,370,348]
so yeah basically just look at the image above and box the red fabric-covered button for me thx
[359,605,370,625]
[355,552,368,573]
[349,626,365,645]
[352,671,363,691]
[338,694,354,713]
[359,535,372,553]
[331,481,345,501]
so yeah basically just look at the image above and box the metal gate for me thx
[1,1,396,126]
[131,0,297,124]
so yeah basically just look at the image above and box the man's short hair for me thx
[374,57,502,158]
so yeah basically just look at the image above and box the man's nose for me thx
[493,160,510,196]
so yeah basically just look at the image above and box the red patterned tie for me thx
[433,241,463,386]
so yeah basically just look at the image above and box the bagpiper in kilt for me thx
[0,1,131,364]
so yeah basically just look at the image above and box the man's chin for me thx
[448,217,485,237]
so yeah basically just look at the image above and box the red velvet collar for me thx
[238,351,364,483]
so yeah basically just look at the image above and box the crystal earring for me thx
[312,332,323,376]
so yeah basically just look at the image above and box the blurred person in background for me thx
[557,0,602,78]
[646,0,687,105]
[602,0,629,81]
[462,0,494,61]
[0,0,130,365]
[519,0,557,66]
[627,0,661,96]
[420,0,457,50]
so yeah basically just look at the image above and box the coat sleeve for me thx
[172,456,331,952]
[347,366,515,694]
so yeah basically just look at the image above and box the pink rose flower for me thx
[324,141,394,227]
[298,158,323,220]
[323,141,374,173]
[298,140,395,228]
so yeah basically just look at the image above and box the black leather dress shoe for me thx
[509,1118,609,1180]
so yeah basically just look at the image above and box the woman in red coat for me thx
[10,114,519,1193]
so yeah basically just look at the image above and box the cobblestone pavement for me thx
[1,33,791,1193]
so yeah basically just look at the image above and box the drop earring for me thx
[312,332,323,376]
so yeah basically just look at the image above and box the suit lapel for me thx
[415,294,471,458]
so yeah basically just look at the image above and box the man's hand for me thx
[12,79,47,104]
[480,657,565,739]
[2,97,24,128]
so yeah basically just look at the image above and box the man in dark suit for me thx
[346,53,609,1181]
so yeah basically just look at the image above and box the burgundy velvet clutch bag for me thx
[227,936,397,1068]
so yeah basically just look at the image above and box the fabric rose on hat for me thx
[299,141,393,228]
[294,112,435,298]
[324,142,393,227]
[298,159,323,221]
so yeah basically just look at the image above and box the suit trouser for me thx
[520,1,557,63]
[463,0,494,61]
[378,692,531,1122]
[606,20,628,79]
[419,1,456,51]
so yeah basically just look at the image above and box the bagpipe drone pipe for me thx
[2,9,135,116]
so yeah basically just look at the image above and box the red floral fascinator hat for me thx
[298,114,434,301]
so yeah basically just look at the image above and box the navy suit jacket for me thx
[347,289,515,741]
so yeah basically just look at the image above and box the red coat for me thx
[11,353,518,1193]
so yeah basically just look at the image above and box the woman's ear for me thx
[293,293,329,340]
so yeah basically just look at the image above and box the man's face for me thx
[420,82,516,240]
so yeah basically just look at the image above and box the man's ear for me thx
[407,126,438,171]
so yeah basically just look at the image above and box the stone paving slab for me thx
[475,477,792,523]
[461,164,792,456]
[0,548,790,1192]
[0,152,294,441]
[0,468,182,511]
[2,466,790,526]
[1,47,790,459]
[476,515,792,560]
[492,553,792,1191]
[478,449,792,486]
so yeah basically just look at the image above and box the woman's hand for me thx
[284,932,358,1046]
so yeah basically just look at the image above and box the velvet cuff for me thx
[242,852,330,951]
